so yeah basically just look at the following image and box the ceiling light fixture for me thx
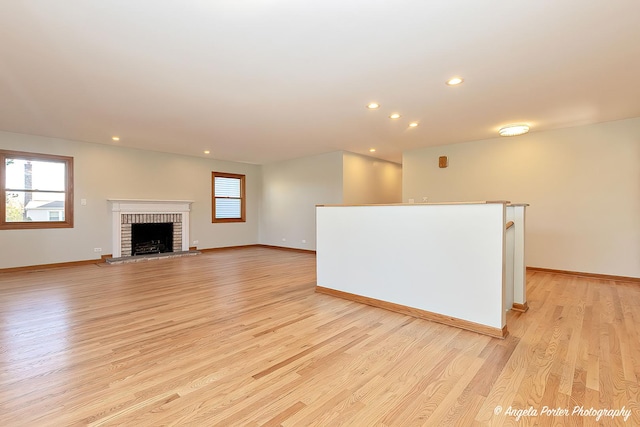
[389,113,401,119]
[446,77,464,86]
[112,136,120,141]
[369,148,376,153]
[499,124,530,137]
[409,122,419,128]
[367,102,380,109]
[204,150,210,154]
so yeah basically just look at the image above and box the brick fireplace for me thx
[109,199,193,258]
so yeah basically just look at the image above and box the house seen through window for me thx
[1,150,74,229]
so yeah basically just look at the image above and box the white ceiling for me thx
[1,1,639,164]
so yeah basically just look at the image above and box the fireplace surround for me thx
[109,199,193,258]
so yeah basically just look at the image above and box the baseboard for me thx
[527,267,640,283]
[256,244,316,254]
[315,286,507,339]
[0,244,316,273]
[198,245,259,253]
[0,257,107,274]
[512,302,529,312]
[197,244,314,254]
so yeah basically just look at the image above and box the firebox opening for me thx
[131,222,173,256]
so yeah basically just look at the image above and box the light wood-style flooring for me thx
[1,247,639,426]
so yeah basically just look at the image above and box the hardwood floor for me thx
[0,247,638,426]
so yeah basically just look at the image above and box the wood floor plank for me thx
[1,247,639,425]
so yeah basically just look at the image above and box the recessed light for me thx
[204,150,210,154]
[389,113,401,119]
[369,148,376,153]
[409,122,419,128]
[112,136,120,141]
[446,77,464,86]
[367,102,380,109]
[499,124,530,137]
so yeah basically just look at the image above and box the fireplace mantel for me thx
[109,199,193,258]
[109,199,194,212]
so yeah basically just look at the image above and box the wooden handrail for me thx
[506,221,514,230]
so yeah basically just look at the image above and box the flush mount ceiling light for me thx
[389,113,401,119]
[203,150,210,154]
[112,136,120,141]
[499,124,530,137]
[366,102,380,109]
[408,122,419,128]
[446,77,464,86]
[369,148,376,152]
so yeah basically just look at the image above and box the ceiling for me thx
[1,1,639,164]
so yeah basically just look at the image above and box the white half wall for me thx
[0,131,261,269]
[403,117,640,278]
[317,203,507,330]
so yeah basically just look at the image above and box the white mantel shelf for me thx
[108,199,194,203]
[109,199,193,213]
[109,199,193,210]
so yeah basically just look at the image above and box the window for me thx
[212,172,245,223]
[1,150,74,230]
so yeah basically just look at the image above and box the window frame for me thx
[0,149,74,230]
[211,171,246,223]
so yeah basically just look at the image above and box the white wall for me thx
[343,152,402,204]
[260,151,343,250]
[0,131,261,269]
[403,117,640,278]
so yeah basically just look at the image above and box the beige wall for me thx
[403,117,640,278]
[14,115,635,278]
[260,151,343,250]
[260,151,403,251]
[1,134,402,267]
[0,131,261,269]
[343,152,402,204]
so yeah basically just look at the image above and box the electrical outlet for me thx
[81,198,87,206]
[302,239,306,243]
[422,197,428,202]
[408,198,415,203]
[93,248,102,252]
[282,238,286,242]
[193,240,199,245]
